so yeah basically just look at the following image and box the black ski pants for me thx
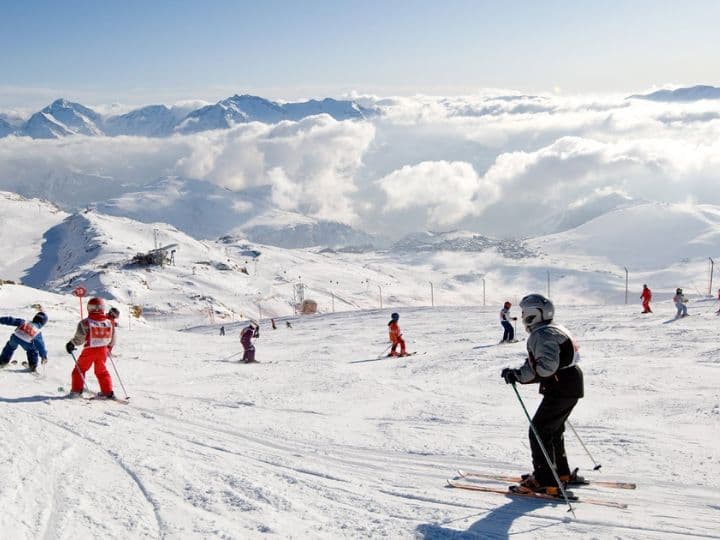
[530,395,578,486]
[501,321,514,342]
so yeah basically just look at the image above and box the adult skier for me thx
[499,301,518,343]
[640,284,652,314]
[673,288,688,318]
[219,325,225,336]
[500,293,584,495]
[240,321,259,363]
[387,312,408,357]
[65,297,116,398]
[0,312,49,372]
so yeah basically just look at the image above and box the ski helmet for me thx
[107,307,120,319]
[391,312,399,321]
[32,311,48,326]
[676,288,682,294]
[519,293,554,331]
[503,301,511,309]
[87,297,105,313]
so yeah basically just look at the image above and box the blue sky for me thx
[2,0,719,107]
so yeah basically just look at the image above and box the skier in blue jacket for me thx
[0,312,49,372]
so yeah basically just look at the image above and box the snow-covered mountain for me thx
[0,192,68,281]
[529,201,720,271]
[0,118,17,137]
[628,84,720,102]
[22,98,104,138]
[391,230,535,259]
[103,104,180,137]
[94,176,380,248]
[3,94,377,139]
[174,95,288,134]
[4,191,720,325]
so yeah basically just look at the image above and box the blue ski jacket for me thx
[0,317,48,358]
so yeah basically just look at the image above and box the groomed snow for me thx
[0,283,718,539]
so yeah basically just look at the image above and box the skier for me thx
[0,312,49,372]
[640,284,652,313]
[220,325,225,336]
[271,318,277,330]
[65,297,116,398]
[286,320,292,328]
[387,312,408,357]
[499,301,518,343]
[107,306,120,326]
[107,306,120,354]
[500,293,584,496]
[240,321,260,363]
[673,288,688,318]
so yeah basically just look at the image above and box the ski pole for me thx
[108,352,129,400]
[511,382,576,516]
[566,420,601,470]
[377,343,393,359]
[69,350,91,394]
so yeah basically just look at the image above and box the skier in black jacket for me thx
[501,293,584,495]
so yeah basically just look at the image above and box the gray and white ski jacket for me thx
[517,322,584,398]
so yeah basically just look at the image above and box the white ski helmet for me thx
[519,293,554,331]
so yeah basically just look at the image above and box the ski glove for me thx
[41,357,48,365]
[65,341,76,354]
[501,367,520,385]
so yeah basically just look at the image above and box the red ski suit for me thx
[641,287,652,313]
[69,312,115,394]
[388,320,406,356]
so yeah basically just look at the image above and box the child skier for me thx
[499,301,518,343]
[65,297,116,398]
[500,293,584,496]
[0,311,49,372]
[387,312,408,357]
[240,321,260,363]
[640,284,652,313]
[673,288,688,318]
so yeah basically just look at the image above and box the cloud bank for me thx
[2,92,720,238]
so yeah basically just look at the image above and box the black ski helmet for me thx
[676,287,682,294]
[32,311,48,326]
[390,312,399,321]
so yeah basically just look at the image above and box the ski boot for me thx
[512,474,564,497]
[560,468,587,486]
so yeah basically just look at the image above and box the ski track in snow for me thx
[1,297,720,538]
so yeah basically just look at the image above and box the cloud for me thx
[3,91,720,237]
[377,161,499,228]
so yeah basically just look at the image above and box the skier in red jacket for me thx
[65,297,116,398]
[387,312,408,357]
[640,285,652,313]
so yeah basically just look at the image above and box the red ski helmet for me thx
[503,301,512,309]
[87,297,105,313]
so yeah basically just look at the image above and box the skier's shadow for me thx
[0,394,67,404]
[416,497,566,539]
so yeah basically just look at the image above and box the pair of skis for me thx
[448,469,633,509]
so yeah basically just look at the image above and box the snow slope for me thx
[0,192,68,281]
[0,283,718,538]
